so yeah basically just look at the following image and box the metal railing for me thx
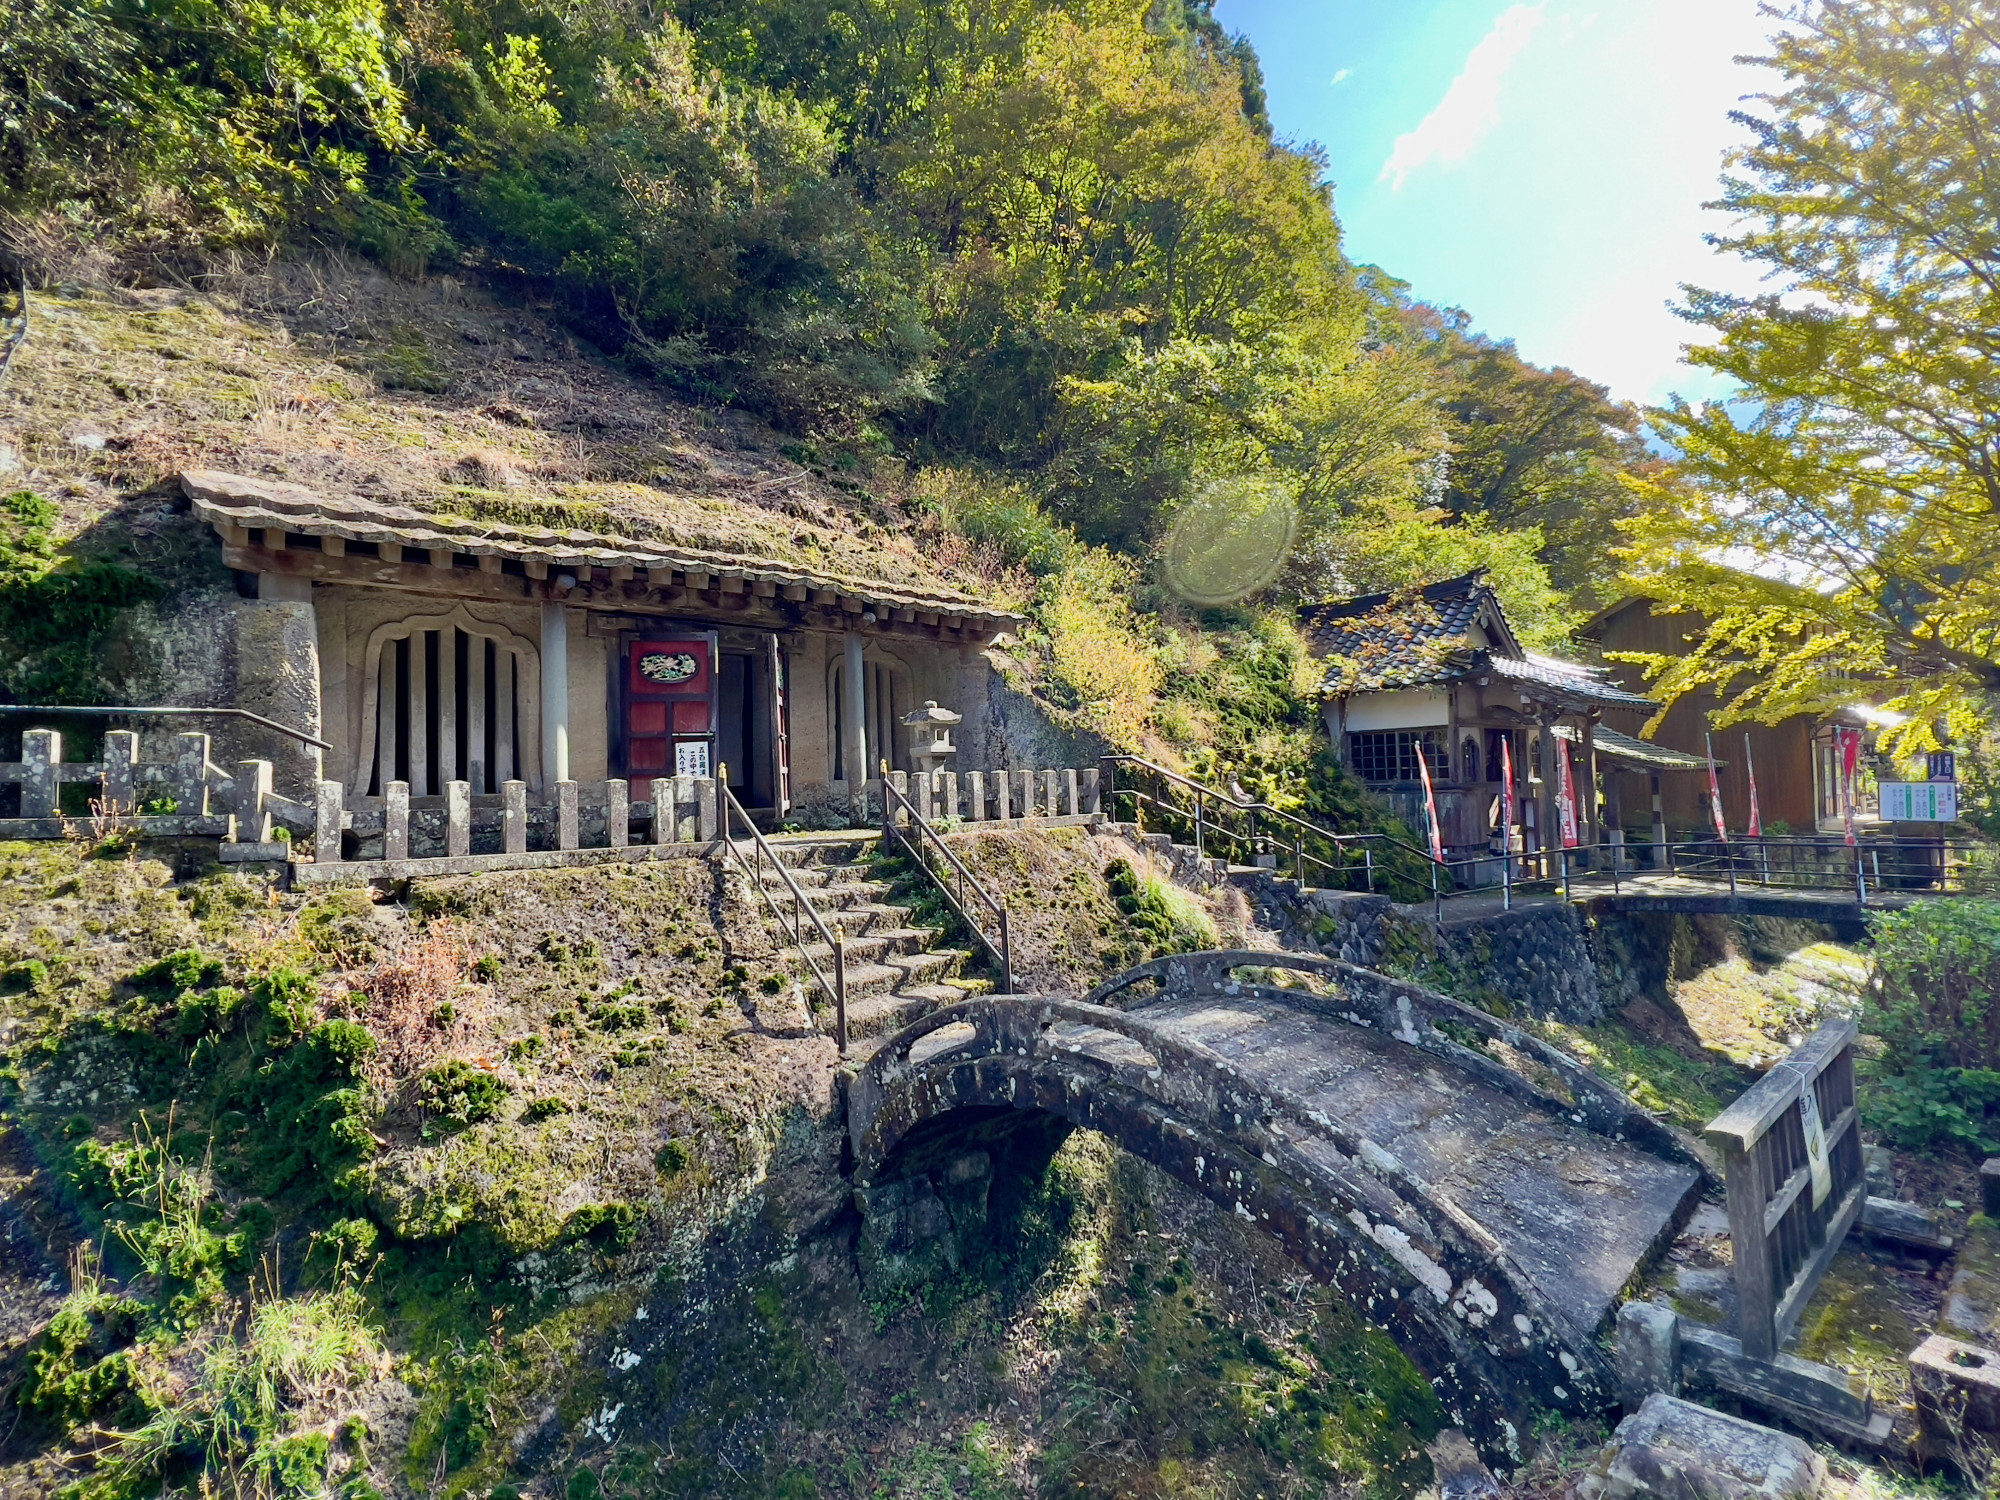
[881,760,1014,995]
[717,765,849,1055]
[1105,754,1991,912]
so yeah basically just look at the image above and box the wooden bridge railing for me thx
[1705,1019,1865,1359]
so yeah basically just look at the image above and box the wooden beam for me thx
[479,553,503,574]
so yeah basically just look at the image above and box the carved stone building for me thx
[181,470,1023,826]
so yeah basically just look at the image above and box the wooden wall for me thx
[1587,601,1819,835]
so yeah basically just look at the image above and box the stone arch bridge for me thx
[845,951,1705,1465]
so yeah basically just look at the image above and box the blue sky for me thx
[1214,0,1777,406]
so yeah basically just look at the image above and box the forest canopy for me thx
[0,0,1643,615]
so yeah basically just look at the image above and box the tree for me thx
[1623,0,2000,753]
[1421,315,1650,604]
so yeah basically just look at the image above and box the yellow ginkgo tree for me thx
[1621,0,2000,760]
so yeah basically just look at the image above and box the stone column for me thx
[238,588,323,797]
[843,630,869,822]
[541,602,570,788]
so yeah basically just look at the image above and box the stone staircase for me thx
[744,833,981,1044]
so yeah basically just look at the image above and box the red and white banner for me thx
[1705,731,1729,842]
[1841,728,1862,846]
[1500,735,1516,857]
[1557,740,1581,848]
[1743,732,1762,838]
[1415,740,1446,863]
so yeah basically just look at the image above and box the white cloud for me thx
[1330,67,1352,85]
[1379,4,1545,190]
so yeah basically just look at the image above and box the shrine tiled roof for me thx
[1299,572,1657,710]
[1297,573,1500,693]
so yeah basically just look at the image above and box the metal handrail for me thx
[0,703,332,751]
[880,764,1014,994]
[715,765,849,1056]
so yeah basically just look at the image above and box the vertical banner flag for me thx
[1415,740,1445,863]
[1704,731,1729,842]
[1743,732,1762,838]
[1500,735,1516,865]
[1557,740,1581,848]
[1841,728,1862,846]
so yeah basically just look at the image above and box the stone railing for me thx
[0,726,1106,879]
[0,728,311,853]
[883,766,1102,825]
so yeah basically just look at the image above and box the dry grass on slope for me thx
[0,252,1002,599]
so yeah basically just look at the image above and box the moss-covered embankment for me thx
[0,826,1456,1499]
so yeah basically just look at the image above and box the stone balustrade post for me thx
[606,779,629,849]
[502,780,527,853]
[994,769,1011,822]
[556,779,579,850]
[384,780,410,860]
[943,771,960,820]
[697,777,718,842]
[1016,770,1035,820]
[651,781,675,846]
[968,771,987,822]
[235,760,274,843]
[20,729,59,818]
[1082,767,1101,816]
[102,731,138,813]
[315,780,345,864]
[916,769,933,823]
[445,780,471,857]
[172,734,211,816]
[1062,768,1079,818]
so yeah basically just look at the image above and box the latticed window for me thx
[1347,729,1448,784]
[356,609,542,797]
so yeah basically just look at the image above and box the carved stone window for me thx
[355,606,542,796]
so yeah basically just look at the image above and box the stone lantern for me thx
[903,700,961,775]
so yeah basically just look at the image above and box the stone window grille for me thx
[355,609,542,797]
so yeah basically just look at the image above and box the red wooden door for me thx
[625,634,718,798]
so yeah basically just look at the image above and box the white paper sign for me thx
[675,741,711,778]
[1798,1086,1832,1210]
[1879,781,1958,822]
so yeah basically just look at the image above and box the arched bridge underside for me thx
[846,951,1705,1466]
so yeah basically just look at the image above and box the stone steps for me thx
[736,836,979,1040]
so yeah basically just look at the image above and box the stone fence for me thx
[0,725,1104,880]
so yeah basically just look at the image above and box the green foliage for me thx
[0,0,419,250]
[67,1124,266,1313]
[1623,2,2000,744]
[0,492,162,705]
[22,1254,152,1433]
[1104,859,1217,955]
[417,1058,511,1128]
[1862,899,2000,1154]
[73,1283,382,1500]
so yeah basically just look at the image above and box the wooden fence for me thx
[1705,1019,1865,1359]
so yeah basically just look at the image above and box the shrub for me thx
[1861,898,2000,1154]
[417,1059,511,1127]
[1104,859,1217,955]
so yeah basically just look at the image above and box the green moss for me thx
[419,1058,512,1128]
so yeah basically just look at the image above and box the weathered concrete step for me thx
[841,985,969,1040]
[794,928,942,965]
[759,862,876,890]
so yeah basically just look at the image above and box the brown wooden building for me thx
[1581,599,1820,836]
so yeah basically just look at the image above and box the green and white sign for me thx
[1879,781,1958,822]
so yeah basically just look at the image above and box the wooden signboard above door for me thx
[624,632,718,797]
